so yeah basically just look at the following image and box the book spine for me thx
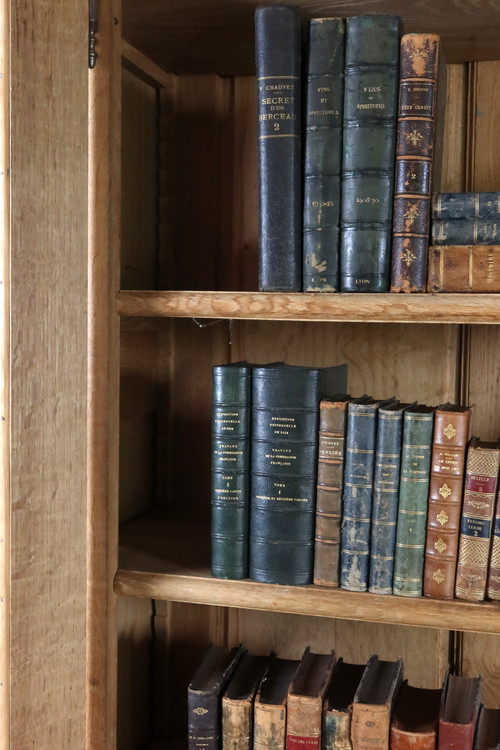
[314,399,348,586]
[438,720,476,750]
[255,5,302,292]
[253,704,287,750]
[303,18,345,292]
[222,699,252,750]
[323,712,353,749]
[188,689,220,750]
[390,729,436,750]
[391,33,444,293]
[432,191,500,219]
[455,443,500,601]
[393,410,434,597]
[423,409,470,600]
[340,14,403,292]
[369,408,404,595]
[340,402,379,592]
[487,483,500,600]
[286,696,322,750]
[427,245,500,293]
[431,218,500,245]
[351,704,390,749]
[211,364,252,579]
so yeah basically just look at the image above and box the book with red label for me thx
[286,647,336,750]
[438,672,481,750]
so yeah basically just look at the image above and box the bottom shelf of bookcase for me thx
[115,506,500,635]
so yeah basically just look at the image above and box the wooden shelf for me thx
[115,507,500,635]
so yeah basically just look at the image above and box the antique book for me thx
[487,459,500,600]
[369,401,414,595]
[432,192,500,220]
[322,658,365,750]
[286,647,336,750]
[423,403,471,600]
[222,651,271,750]
[340,14,403,292]
[393,405,435,597]
[474,706,500,749]
[427,244,500,293]
[313,395,350,587]
[391,33,446,293]
[255,4,302,291]
[249,363,348,585]
[431,218,500,245]
[390,681,442,750]
[303,17,345,292]
[438,672,482,750]
[188,643,245,750]
[455,438,500,601]
[351,654,404,750]
[254,656,301,750]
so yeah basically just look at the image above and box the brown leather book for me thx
[438,672,482,750]
[286,647,336,750]
[455,438,500,601]
[390,681,442,750]
[423,404,471,600]
[427,244,500,292]
[222,651,271,749]
[253,656,301,750]
[351,654,404,749]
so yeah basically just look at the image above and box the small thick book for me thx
[423,403,471,600]
[303,17,345,292]
[253,656,301,750]
[313,395,350,587]
[427,244,500,293]
[432,192,500,220]
[351,654,404,750]
[455,438,500,601]
[487,462,500,601]
[474,706,500,750]
[431,218,500,245]
[286,647,336,750]
[255,4,302,292]
[438,672,482,750]
[390,681,442,750]
[222,651,271,750]
[188,643,245,750]
[322,658,365,750]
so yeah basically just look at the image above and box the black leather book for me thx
[255,4,302,291]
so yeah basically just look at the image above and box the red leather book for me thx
[286,647,336,750]
[390,681,442,750]
[438,672,481,750]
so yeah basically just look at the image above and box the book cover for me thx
[390,681,442,750]
[188,643,245,750]
[432,192,500,220]
[222,651,271,750]
[432,218,500,245]
[286,647,336,750]
[322,658,365,750]
[427,244,500,293]
[487,459,500,601]
[255,4,302,292]
[254,656,301,750]
[423,403,471,600]
[474,706,500,750]
[438,672,482,750]
[393,405,435,597]
[313,395,350,587]
[391,33,446,293]
[455,438,500,601]
[303,17,345,292]
[249,363,347,585]
[340,14,403,292]
[351,654,404,750]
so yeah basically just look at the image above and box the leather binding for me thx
[455,438,500,601]
[432,218,500,245]
[340,14,403,292]
[487,462,500,600]
[438,672,482,750]
[211,362,252,579]
[393,405,435,597]
[222,651,271,750]
[427,245,500,293]
[390,681,442,750]
[303,17,345,292]
[322,658,365,750]
[351,654,404,750]
[188,643,245,750]
[391,33,446,293]
[432,192,500,220]
[253,656,301,750]
[423,404,471,600]
[474,706,500,750]
[286,647,336,750]
[255,4,302,291]
[313,395,350,587]
[249,363,347,585]
[369,401,414,595]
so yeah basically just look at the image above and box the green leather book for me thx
[393,405,435,597]
[303,17,345,292]
[340,14,403,292]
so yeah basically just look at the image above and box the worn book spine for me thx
[432,191,500,219]
[303,18,345,292]
[323,659,365,750]
[423,406,471,600]
[390,682,442,750]
[254,657,300,750]
[427,244,500,293]
[286,648,336,750]
[351,655,404,750]
[431,218,500,245]
[393,406,435,597]
[487,477,500,600]
[313,396,349,587]
[438,673,482,750]
[391,33,445,293]
[222,653,270,750]
[455,438,500,601]
[340,14,403,292]
[255,4,302,292]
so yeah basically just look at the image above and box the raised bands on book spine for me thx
[426,244,500,293]
[432,191,500,219]
[431,218,500,245]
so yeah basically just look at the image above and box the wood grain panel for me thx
[440,64,467,192]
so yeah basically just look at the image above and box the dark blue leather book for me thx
[249,363,347,585]
[303,17,345,292]
[340,15,403,292]
[255,4,302,291]
[432,191,500,220]
[431,217,500,245]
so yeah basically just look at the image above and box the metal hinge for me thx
[89,0,98,69]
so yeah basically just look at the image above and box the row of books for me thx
[211,361,500,603]
[188,643,497,749]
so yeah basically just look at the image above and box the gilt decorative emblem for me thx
[406,129,424,147]
[437,510,449,526]
[435,538,447,554]
[433,569,446,584]
[443,423,456,439]
[193,707,208,716]
[409,48,428,65]
[403,205,420,223]
[439,483,452,499]
[401,247,417,267]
